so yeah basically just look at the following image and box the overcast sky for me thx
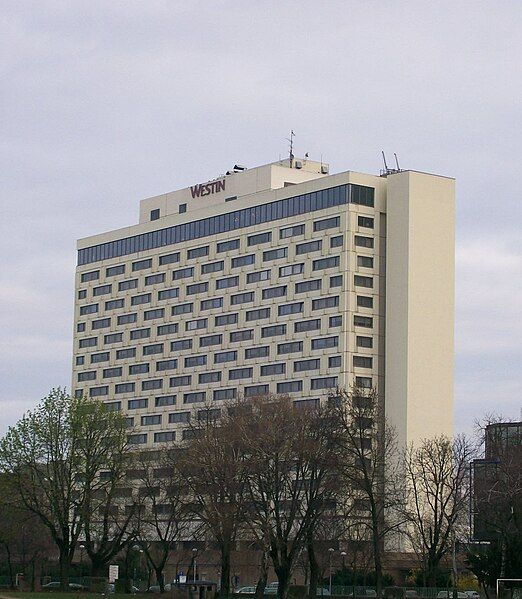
[1,1,521,436]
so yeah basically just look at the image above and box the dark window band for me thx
[78,184,373,266]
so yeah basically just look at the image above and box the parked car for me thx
[437,592,468,599]
[236,587,256,594]
[465,592,480,599]
[147,584,172,592]
[42,582,88,591]
[316,589,331,596]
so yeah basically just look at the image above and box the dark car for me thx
[42,582,88,591]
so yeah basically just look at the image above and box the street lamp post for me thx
[340,551,346,582]
[329,548,335,595]
[192,548,198,583]
[79,544,85,578]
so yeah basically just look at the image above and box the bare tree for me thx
[135,447,190,592]
[403,434,473,587]
[330,386,404,598]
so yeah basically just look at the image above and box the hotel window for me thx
[154,432,176,443]
[358,216,374,229]
[118,313,137,325]
[170,375,192,387]
[131,293,151,306]
[184,392,206,404]
[245,384,269,397]
[130,328,150,340]
[187,282,209,295]
[330,275,343,288]
[200,297,223,310]
[143,343,163,355]
[261,363,285,376]
[314,216,340,231]
[229,367,253,380]
[294,359,320,372]
[296,240,322,254]
[356,376,372,388]
[155,395,176,407]
[313,256,340,271]
[145,273,165,286]
[150,209,160,221]
[80,304,98,315]
[232,254,255,268]
[187,245,209,260]
[179,204,187,213]
[103,367,122,378]
[217,239,240,252]
[76,356,85,365]
[171,339,192,351]
[248,232,271,245]
[92,318,110,330]
[354,275,373,288]
[186,318,207,331]
[262,285,287,299]
[312,296,339,310]
[116,347,136,359]
[199,371,221,384]
[201,260,224,274]
[89,386,108,397]
[78,371,96,382]
[156,359,178,372]
[159,252,180,265]
[279,263,304,277]
[295,319,321,333]
[142,414,161,426]
[77,323,86,332]
[263,247,287,261]
[119,279,138,291]
[329,315,342,327]
[173,267,194,280]
[311,377,338,390]
[158,288,179,300]
[214,388,237,401]
[280,224,305,238]
[295,280,321,293]
[356,336,373,348]
[357,255,374,268]
[128,434,147,445]
[105,299,124,310]
[247,269,270,283]
[215,313,238,326]
[231,292,254,305]
[230,330,253,342]
[245,346,269,359]
[311,336,338,350]
[169,411,190,423]
[261,324,286,338]
[357,296,373,308]
[279,302,303,316]
[144,308,165,321]
[277,381,303,393]
[129,363,149,375]
[78,290,87,299]
[115,382,135,394]
[157,324,178,336]
[216,275,239,289]
[104,333,123,344]
[246,308,270,321]
[277,341,303,354]
[354,356,373,369]
[329,356,342,368]
[215,350,237,363]
[172,303,193,316]
[106,264,125,277]
[132,259,152,271]
[81,270,99,283]
[200,334,223,347]
[79,337,97,348]
[142,379,163,391]
[354,315,373,328]
[355,235,374,248]
[330,235,343,248]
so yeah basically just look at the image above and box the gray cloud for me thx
[1,1,521,435]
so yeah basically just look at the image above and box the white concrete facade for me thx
[72,158,454,448]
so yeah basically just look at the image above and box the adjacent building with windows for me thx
[72,157,455,449]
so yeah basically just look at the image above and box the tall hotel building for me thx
[73,158,455,449]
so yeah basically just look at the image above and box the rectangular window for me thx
[278,302,303,316]
[215,313,238,326]
[248,232,271,245]
[93,284,112,296]
[354,356,373,368]
[129,363,149,375]
[80,303,98,315]
[155,395,176,407]
[91,352,110,363]
[172,303,193,316]
[263,247,287,261]
[186,318,207,331]
[311,336,338,350]
[89,385,108,397]
[262,285,287,299]
[179,203,187,213]
[311,377,338,390]
[106,264,125,277]
[231,254,255,268]
[277,341,303,354]
[77,323,86,332]
[261,363,285,376]
[354,315,373,328]
[231,292,254,305]
[199,371,221,384]
[158,287,179,300]
[201,298,223,311]
[169,411,190,423]
[79,337,97,348]
[154,431,175,443]
[277,381,303,393]
[132,259,152,271]
[104,333,123,344]
[186,282,209,295]
[115,382,135,394]
[157,323,179,336]
[143,343,163,355]
[103,367,122,378]
[130,328,150,340]
[295,319,321,333]
[214,350,237,363]
[296,240,322,254]
[105,298,124,310]
[131,293,151,306]
[355,235,374,248]
[279,263,304,277]
[294,359,320,372]
[329,356,342,368]
[356,336,373,348]
[295,280,321,294]
[200,334,223,347]
[116,347,136,359]
[78,371,96,382]
[245,346,269,359]
[247,269,270,284]
[261,324,286,338]
[245,384,269,397]
[159,252,180,265]
[171,339,192,351]
[142,379,163,390]
[329,315,342,327]
[314,216,340,231]
[246,308,270,321]
[358,216,374,228]
[170,375,191,387]
[216,275,239,289]
[156,359,178,371]
[330,235,343,248]
[357,296,373,308]
[280,224,305,239]
[81,270,99,282]
[144,308,165,320]
[76,356,85,365]
[229,367,253,380]
[173,267,194,280]
[217,239,240,253]
[119,279,138,292]
[92,318,111,330]
[312,296,339,310]
[185,355,207,368]
[330,275,343,288]
[118,313,137,325]
[313,256,340,271]
[230,329,253,342]
[201,260,224,274]
[127,434,147,444]
[187,245,209,259]
[145,273,165,286]
[357,255,374,268]
[78,289,87,299]
[354,275,373,288]
[184,392,206,404]
[356,376,373,388]
[351,186,375,207]
[214,388,236,401]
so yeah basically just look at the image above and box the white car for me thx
[236,588,256,594]
[436,592,468,599]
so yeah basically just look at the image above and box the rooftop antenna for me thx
[286,130,295,167]
[382,150,389,173]
[394,153,401,171]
